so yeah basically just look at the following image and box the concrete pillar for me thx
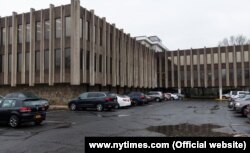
[219,87,223,100]
[184,50,187,87]
[178,88,181,94]
[70,0,81,85]
[177,49,181,90]
[111,24,116,87]
[60,6,65,83]
[133,40,138,88]
[11,12,17,87]
[102,17,107,86]
[127,35,131,88]
[225,46,230,86]
[49,5,55,86]
[197,49,201,87]
[190,48,194,88]
[95,18,100,84]
[159,54,162,88]
[218,46,222,90]
[233,45,237,88]
[82,8,87,83]
[40,10,45,83]
[171,51,174,87]
[204,47,207,88]
[106,24,110,85]
[29,8,35,86]
[4,17,8,85]
[21,14,26,84]
[164,50,168,88]
[241,45,245,86]
[115,29,119,86]
[211,48,215,87]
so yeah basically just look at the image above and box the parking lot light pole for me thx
[178,88,181,94]
[219,87,223,100]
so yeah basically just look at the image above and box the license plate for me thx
[35,115,41,119]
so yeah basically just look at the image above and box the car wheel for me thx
[96,104,103,112]
[115,104,120,109]
[156,98,160,102]
[9,115,20,128]
[243,107,248,116]
[171,97,174,100]
[70,103,77,111]
[35,121,43,125]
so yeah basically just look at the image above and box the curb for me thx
[49,105,68,111]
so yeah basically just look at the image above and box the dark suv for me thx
[126,92,147,105]
[0,98,46,128]
[68,92,118,112]
[5,92,49,110]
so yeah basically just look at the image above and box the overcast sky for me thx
[1,0,250,50]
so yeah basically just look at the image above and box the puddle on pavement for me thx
[147,123,234,137]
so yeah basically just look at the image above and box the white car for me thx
[116,94,131,108]
[168,93,179,100]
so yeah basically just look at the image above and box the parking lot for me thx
[0,100,250,153]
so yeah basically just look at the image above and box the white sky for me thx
[1,0,250,50]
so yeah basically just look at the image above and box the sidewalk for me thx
[49,105,68,110]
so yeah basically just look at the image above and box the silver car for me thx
[233,96,250,116]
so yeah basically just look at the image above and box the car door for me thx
[86,93,98,108]
[0,99,16,122]
[78,93,88,108]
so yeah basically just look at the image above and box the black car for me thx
[0,98,46,128]
[5,92,49,110]
[126,92,147,105]
[68,92,118,111]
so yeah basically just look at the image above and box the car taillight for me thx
[140,96,145,99]
[20,107,31,113]
[105,97,113,102]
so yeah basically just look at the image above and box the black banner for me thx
[85,137,249,153]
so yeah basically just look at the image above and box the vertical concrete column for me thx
[159,54,162,88]
[178,88,181,94]
[95,18,100,84]
[49,5,55,86]
[123,34,127,87]
[4,17,8,85]
[60,6,65,83]
[204,47,207,88]
[164,50,168,88]
[11,12,17,87]
[115,29,120,86]
[241,45,245,86]
[119,30,124,87]
[102,17,107,86]
[70,0,81,85]
[145,48,148,88]
[225,46,230,86]
[82,8,87,83]
[171,51,174,87]
[197,49,201,87]
[21,14,26,84]
[111,24,116,87]
[219,87,223,100]
[190,48,194,88]
[106,24,110,85]
[150,49,153,88]
[177,49,181,91]
[40,10,45,83]
[184,50,187,87]
[211,48,215,87]
[233,45,237,88]
[29,8,35,86]
[127,35,131,88]
[218,46,222,90]
[154,53,158,88]
[134,41,138,88]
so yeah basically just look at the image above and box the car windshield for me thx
[23,93,40,99]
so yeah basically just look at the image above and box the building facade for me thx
[0,0,158,99]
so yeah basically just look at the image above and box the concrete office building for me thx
[156,45,250,98]
[0,0,158,102]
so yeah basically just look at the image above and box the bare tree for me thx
[219,34,250,46]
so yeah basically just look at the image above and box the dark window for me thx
[44,50,49,70]
[80,18,83,38]
[87,21,90,41]
[86,51,90,70]
[45,20,50,40]
[18,25,22,43]
[17,53,22,72]
[0,55,3,73]
[1,100,16,108]
[8,54,11,72]
[35,51,40,71]
[9,27,12,44]
[65,48,70,69]
[87,93,97,98]
[26,24,30,42]
[55,19,61,38]
[94,53,96,72]
[80,50,83,70]
[55,49,60,69]
[36,22,41,41]
[65,17,71,37]
[100,27,103,46]
[25,52,29,71]
[110,33,113,52]
[96,93,105,97]
[99,55,102,72]
[1,28,6,45]
[79,93,88,99]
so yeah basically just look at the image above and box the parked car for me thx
[228,91,250,101]
[4,92,49,110]
[168,93,179,100]
[222,93,231,99]
[228,94,249,108]
[233,97,250,116]
[68,92,118,112]
[145,94,154,102]
[147,91,164,102]
[173,93,185,100]
[0,98,46,128]
[126,92,147,105]
[164,93,171,101]
[116,94,131,108]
